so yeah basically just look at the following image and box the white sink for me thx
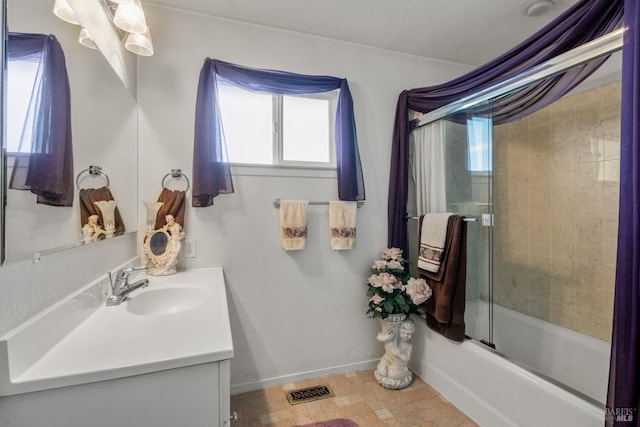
[126,286,207,316]
[0,267,233,397]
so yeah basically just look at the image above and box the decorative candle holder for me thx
[144,201,164,232]
[94,200,118,239]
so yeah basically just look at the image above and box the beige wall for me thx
[492,80,620,341]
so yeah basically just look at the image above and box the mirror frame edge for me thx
[1,0,6,265]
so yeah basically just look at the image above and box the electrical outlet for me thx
[184,238,196,258]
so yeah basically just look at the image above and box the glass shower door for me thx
[442,106,494,345]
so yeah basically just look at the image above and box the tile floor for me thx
[230,369,478,427]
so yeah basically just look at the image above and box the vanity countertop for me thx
[0,267,233,396]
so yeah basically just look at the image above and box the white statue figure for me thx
[144,214,184,276]
[374,318,415,389]
[82,214,106,244]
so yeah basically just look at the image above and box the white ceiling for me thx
[146,0,581,66]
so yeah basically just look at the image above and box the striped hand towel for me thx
[279,200,309,250]
[417,213,452,273]
[329,201,357,250]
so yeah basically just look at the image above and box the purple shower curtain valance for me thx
[608,1,640,425]
[387,0,623,253]
[192,59,365,207]
[8,33,74,207]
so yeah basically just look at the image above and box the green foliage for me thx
[366,248,420,319]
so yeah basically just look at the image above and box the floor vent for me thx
[286,384,334,405]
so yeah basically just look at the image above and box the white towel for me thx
[417,213,453,273]
[329,201,357,250]
[279,200,309,250]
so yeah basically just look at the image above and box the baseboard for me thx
[230,359,379,395]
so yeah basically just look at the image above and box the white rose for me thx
[378,272,398,293]
[382,247,403,260]
[387,260,404,270]
[372,260,387,271]
[369,294,384,305]
[405,277,432,305]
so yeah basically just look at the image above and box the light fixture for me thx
[522,0,555,17]
[53,0,154,56]
[113,0,148,34]
[125,27,154,56]
[78,28,98,50]
[52,0,80,25]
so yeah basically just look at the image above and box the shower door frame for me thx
[412,28,623,128]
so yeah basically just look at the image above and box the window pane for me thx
[467,116,493,172]
[7,58,41,153]
[282,96,331,163]
[218,84,273,164]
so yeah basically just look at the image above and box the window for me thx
[7,53,42,154]
[192,58,365,206]
[467,116,493,172]
[217,84,336,167]
[6,33,74,206]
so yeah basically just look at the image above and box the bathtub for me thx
[467,300,610,403]
[409,301,610,427]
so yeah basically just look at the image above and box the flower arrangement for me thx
[367,248,432,319]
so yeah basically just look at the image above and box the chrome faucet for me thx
[106,266,149,306]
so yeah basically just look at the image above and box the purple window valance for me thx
[387,0,623,253]
[192,58,365,207]
[8,33,74,207]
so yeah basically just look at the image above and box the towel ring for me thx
[76,165,110,190]
[161,169,190,192]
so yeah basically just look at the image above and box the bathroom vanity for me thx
[0,267,234,427]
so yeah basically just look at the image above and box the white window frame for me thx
[219,84,338,173]
[275,91,337,169]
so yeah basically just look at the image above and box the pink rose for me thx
[387,260,403,270]
[405,278,432,305]
[381,247,403,261]
[368,274,383,288]
[372,260,387,271]
[378,272,399,293]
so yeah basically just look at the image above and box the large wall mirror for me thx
[3,0,138,263]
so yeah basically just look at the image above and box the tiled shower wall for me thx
[492,80,620,342]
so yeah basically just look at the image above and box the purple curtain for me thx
[388,0,623,252]
[607,1,640,425]
[8,33,74,207]
[192,58,365,207]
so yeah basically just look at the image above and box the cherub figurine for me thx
[374,319,415,389]
[82,214,106,244]
[162,214,184,239]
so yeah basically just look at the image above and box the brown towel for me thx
[419,215,467,341]
[79,187,125,236]
[154,188,186,229]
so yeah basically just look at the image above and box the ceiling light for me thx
[522,0,555,17]
[79,28,98,50]
[53,0,80,25]
[125,27,154,56]
[54,0,154,56]
[113,0,148,34]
